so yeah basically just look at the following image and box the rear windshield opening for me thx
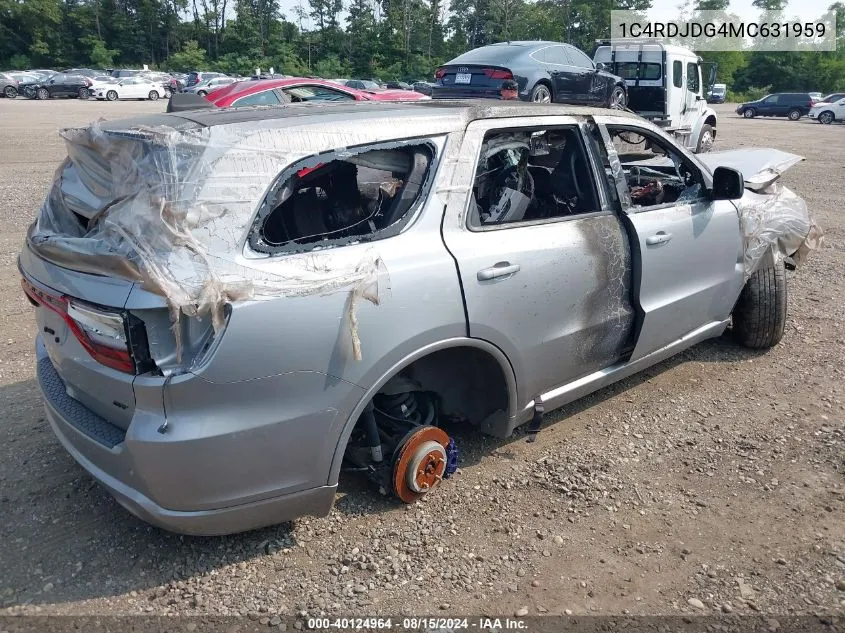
[255,144,433,252]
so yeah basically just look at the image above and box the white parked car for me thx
[809,97,845,124]
[94,77,166,101]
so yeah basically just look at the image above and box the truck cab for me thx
[593,40,718,153]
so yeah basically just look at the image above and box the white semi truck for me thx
[593,39,718,153]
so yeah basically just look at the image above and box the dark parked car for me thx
[431,41,627,108]
[185,71,227,88]
[412,81,435,96]
[385,80,411,90]
[20,73,93,100]
[736,92,818,121]
[63,68,100,78]
[344,79,382,91]
[1,72,20,98]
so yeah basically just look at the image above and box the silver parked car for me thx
[19,101,820,535]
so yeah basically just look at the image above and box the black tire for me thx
[818,111,834,124]
[106,90,118,101]
[696,123,715,153]
[732,259,787,349]
[36,87,49,100]
[787,108,801,121]
[529,83,551,103]
[608,85,627,109]
[78,87,89,99]
[743,108,756,118]
[3,85,16,98]
[148,90,159,101]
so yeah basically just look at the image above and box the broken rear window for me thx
[249,142,435,254]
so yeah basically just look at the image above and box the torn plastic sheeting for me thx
[733,182,823,279]
[28,118,420,362]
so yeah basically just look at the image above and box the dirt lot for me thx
[0,98,842,622]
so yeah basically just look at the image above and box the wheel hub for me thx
[392,426,450,503]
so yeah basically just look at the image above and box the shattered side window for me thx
[606,126,705,210]
[250,142,434,254]
[469,126,601,228]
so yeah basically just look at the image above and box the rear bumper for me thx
[35,337,339,535]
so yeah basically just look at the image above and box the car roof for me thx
[95,99,639,136]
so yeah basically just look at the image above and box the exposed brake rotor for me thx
[392,425,450,503]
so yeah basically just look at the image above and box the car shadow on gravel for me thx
[1,331,770,608]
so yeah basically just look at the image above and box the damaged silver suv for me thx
[19,101,821,535]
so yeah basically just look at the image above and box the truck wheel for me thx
[787,108,801,121]
[732,259,787,349]
[696,124,715,153]
[818,111,834,124]
[743,108,756,118]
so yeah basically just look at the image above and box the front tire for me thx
[696,124,715,153]
[787,108,801,121]
[36,88,49,100]
[743,108,756,118]
[608,85,627,109]
[732,259,787,349]
[529,83,551,103]
[3,85,17,98]
[106,90,118,101]
[818,111,834,124]
[78,87,89,99]
[148,90,159,101]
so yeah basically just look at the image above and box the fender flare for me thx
[327,337,519,485]
[690,107,718,147]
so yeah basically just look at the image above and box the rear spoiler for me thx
[166,92,217,113]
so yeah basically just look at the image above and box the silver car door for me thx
[441,116,636,405]
[589,115,744,362]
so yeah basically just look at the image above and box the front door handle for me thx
[477,262,521,281]
[645,231,673,246]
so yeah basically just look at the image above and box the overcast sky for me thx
[278,0,835,32]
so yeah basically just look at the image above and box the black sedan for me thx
[431,41,627,108]
[20,73,93,100]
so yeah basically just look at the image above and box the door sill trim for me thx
[510,319,728,434]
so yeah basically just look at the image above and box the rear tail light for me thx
[484,68,513,80]
[434,67,445,80]
[22,278,139,374]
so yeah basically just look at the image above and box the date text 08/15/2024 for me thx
[307,617,529,630]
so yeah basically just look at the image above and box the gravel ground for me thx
[0,98,842,622]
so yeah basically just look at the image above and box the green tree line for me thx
[1,0,843,90]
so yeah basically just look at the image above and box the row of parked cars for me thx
[0,67,250,101]
[736,91,845,124]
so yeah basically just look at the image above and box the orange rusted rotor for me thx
[392,426,450,503]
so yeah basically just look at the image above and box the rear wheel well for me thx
[533,79,553,98]
[335,346,512,497]
[397,347,510,428]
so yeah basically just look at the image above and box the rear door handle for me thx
[645,231,673,245]
[477,262,521,281]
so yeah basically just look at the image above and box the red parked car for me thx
[204,78,429,108]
